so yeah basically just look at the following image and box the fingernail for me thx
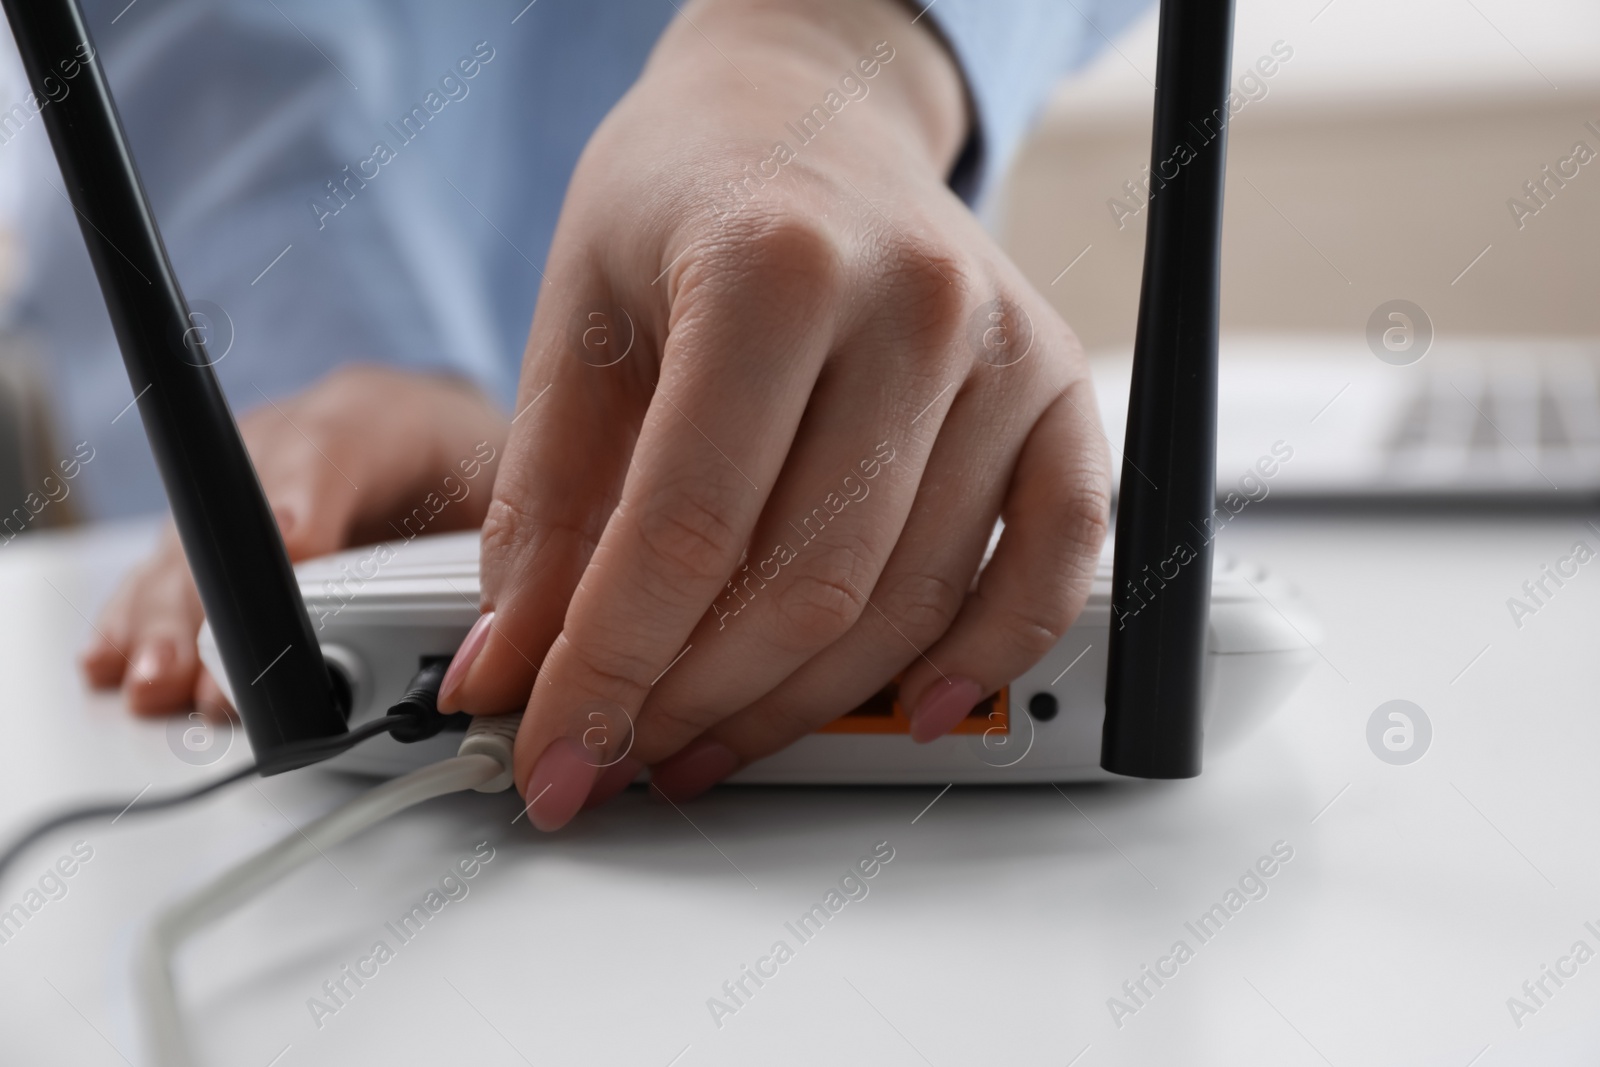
[272,504,297,538]
[129,641,173,686]
[521,738,599,831]
[649,738,740,803]
[438,612,493,711]
[909,677,985,743]
[583,757,643,810]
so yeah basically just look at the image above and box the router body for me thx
[199,530,1316,783]
[18,0,1247,781]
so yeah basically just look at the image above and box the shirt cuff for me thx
[920,0,1153,207]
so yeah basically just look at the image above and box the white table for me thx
[2,513,1598,1066]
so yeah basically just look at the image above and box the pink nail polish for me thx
[522,738,599,831]
[438,612,493,710]
[649,738,740,802]
[583,757,643,810]
[909,677,985,743]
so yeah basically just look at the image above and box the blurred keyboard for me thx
[1093,335,1600,502]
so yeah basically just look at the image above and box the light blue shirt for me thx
[6,0,1147,518]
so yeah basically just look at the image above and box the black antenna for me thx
[3,0,348,773]
[1101,0,1235,779]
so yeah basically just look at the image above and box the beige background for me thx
[997,0,1600,353]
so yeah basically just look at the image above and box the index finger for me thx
[514,225,844,829]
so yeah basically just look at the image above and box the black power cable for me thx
[0,665,456,886]
[0,761,259,887]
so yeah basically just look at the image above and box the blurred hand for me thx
[81,365,508,716]
[439,0,1111,828]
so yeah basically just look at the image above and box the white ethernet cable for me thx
[138,713,522,1067]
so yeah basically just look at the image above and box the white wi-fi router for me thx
[198,529,1316,783]
[38,0,1265,786]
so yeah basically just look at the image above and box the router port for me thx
[1027,692,1058,722]
[818,678,1007,735]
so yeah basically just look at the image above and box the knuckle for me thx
[564,634,659,700]
[1058,465,1113,558]
[478,494,534,576]
[706,212,843,295]
[877,241,972,340]
[892,239,970,302]
[990,588,1074,662]
[766,541,874,653]
[769,572,865,653]
[634,477,747,587]
[479,495,600,602]
[876,569,964,645]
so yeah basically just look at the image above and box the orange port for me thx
[818,678,1008,735]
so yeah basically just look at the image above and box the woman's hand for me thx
[438,0,1113,825]
[81,365,509,715]
[438,0,1112,829]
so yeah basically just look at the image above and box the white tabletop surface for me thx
[2,512,1599,1067]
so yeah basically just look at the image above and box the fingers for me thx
[653,363,1109,797]
[81,366,509,718]
[84,402,360,709]
[238,388,363,561]
[81,531,169,691]
[894,378,1111,727]
[583,756,644,810]
[632,296,963,766]
[80,405,354,716]
[261,468,360,563]
[649,366,1014,797]
[81,531,208,716]
[243,366,507,559]
[80,624,128,690]
[506,223,845,829]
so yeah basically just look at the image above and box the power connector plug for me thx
[457,712,522,793]
[385,659,455,743]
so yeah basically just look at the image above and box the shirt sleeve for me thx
[921,0,1154,206]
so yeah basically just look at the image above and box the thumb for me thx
[239,400,365,562]
[263,462,363,562]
